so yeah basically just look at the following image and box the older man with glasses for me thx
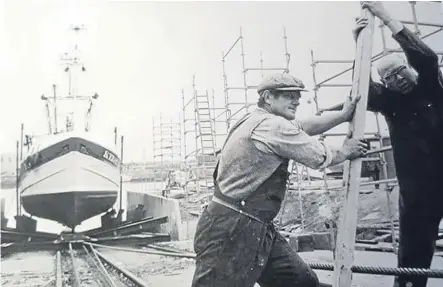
[351,2,443,287]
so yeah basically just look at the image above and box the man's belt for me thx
[212,195,265,225]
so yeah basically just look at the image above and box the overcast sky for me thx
[1,1,442,162]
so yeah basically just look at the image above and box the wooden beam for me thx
[333,8,375,287]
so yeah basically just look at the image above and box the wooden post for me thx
[16,140,21,216]
[114,127,118,146]
[53,85,58,133]
[20,123,24,161]
[333,8,375,287]
[119,135,124,211]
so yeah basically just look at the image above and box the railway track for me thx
[2,239,193,287]
[54,242,148,287]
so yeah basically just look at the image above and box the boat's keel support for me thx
[1,215,171,257]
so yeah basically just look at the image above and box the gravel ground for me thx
[83,244,443,287]
[96,247,196,287]
[3,242,443,287]
[1,251,55,287]
[60,248,110,287]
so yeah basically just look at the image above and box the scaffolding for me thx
[219,27,291,130]
[308,2,443,286]
[310,1,443,195]
[182,76,225,194]
[193,77,217,191]
[278,161,311,229]
[182,87,197,164]
[209,88,229,150]
[152,115,182,192]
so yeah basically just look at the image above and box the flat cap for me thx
[257,73,308,93]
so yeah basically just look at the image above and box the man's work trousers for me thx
[395,186,443,287]
[191,201,320,287]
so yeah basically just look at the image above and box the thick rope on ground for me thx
[308,262,443,278]
[93,242,443,278]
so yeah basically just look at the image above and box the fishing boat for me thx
[19,25,121,231]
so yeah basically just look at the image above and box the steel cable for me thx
[308,262,443,278]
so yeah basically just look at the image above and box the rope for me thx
[308,262,443,278]
[91,242,443,279]
[93,242,443,279]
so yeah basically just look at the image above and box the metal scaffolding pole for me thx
[192,76,203,190]
[283,27,290,73]
[152,116,161,191]
[182,87,197,166]
[153,114,182,192]
[240,28,248,115]
[181,87,195,239]
[310,50,320,114]
[182,85,198,195]
[309,49,329,192]
[209,88,227,150]
[221,27,291,130]
[160,119,181,168]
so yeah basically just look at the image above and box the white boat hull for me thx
[20,137,120,229]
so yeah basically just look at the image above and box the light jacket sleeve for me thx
[251,116,332,170]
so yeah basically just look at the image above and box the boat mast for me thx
[53,84,58,133]
[41,94,52,134]
[85,93,98,132]
[61,24,86,132]
[56,24,99,133]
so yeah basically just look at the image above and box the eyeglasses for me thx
[268,89,300,97]
[382,66,407,83]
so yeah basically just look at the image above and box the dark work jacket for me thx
[367,27,443,197]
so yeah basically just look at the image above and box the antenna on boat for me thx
[59,24,87,132]
[52,24,99,133]
[53,85,58,134]
[41,94,52,134]
[85,93,99,132]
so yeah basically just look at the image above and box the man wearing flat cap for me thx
[191,72,369,287]
[350,3,443,287]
